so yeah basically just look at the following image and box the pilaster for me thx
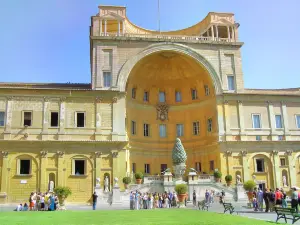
[281,102,290,140]
[40,151,48,192]
[111,150,119,180]
[57,151,65,186]
[267,102,276,140]
[4,97,13,139]
[241,150,250,182]
[42,97,50,140]
[58,97,66,140]
[112,96,126,141]
[94,152,102,188]
[286,150,295,186]
[0,151,9,194]
[223,101,230,139]
[237,101,246,140]
[217,103,225,142]
[272,150,280,188]
[95,97,103,140]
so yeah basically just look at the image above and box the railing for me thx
[143,175,164,184]
[96,32,236,43]
[198,174,214,183]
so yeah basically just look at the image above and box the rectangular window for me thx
[227,75,235,91]
[207,118,212,132]
[280,158,286,166]
[204,85,210,96]
[252,114,261,129]
[103,49,112,67]
[159,92,165,103]
[296,115,300,128]
[191,89,198,100]
[144,164,150,174]
[132,163,136,173]
[76,112,85,128]
[103,72,111,87]
[195,162,201,172]
[275,115,283,128]
[74,160,85,175]
[0,112,5,126]
[131,121,136,135]
[159,124,166,138]
[161,164,167,173]
[193,121,200,135]
[19,159,30,175]
[175,91,182,102]
[209,161,214,171]
[131,88,136,99]
[143,91,149,102]
[256,159,264,172]
[176,124,184,137]
[50,112,59,127]
[23,111,32,127]
[144,123,150,137]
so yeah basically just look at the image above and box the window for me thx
[252,114,261,129]
[23,111,32,126]
[131,88,136,99]
[176,124,184,137]
[256,159,264,172]
[50,112,59,127]
[191,89,198,100]
[0,112,5,126]
[76,112,85,128]
[227,75,235,91]
[209,161,214,171]
[159,91,165,103]
[175,91,182,102]
[195,162,201,172]
[144,123,150,137]
[103,72,111,87]
[207,118,212,132]
[193,121,200,135]
[280,158,286,166]
[143,91,149,102]
[296,115,300,128]
[275,115,283,128]
[256,135,262,141]
[131,121,136,135]
[144,164,150,174]
[204,85,210,96]
[159,124,166,138]
[161,164,167,173]
[19,159,30,175]
[132,163,136,173]
[74,160,85,175]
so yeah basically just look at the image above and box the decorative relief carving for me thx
[95,151,102,158]
[240,150,247,157]
[272,150,279,156]
[286,150,293,156]
[95,97,103,103]
[112,97,118,103]
[57,151,65,158]
[60,97,67,102]
[40,151,48,158]
[111,152,119,158]
[1,151,8,158]
[224,151,232,156]
[224,100,229,105]
[156,103,169,121]
[6,96,13,101]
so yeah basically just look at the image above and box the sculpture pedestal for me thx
[236,184,248,203]
[111,186,122,205]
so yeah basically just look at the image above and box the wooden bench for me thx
[223,202,236,214]
[274,207,300,224]
[198,200,209,211]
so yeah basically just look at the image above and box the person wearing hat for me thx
[291,187,299,213]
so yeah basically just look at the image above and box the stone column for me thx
[104,20,107,35]
[59,97,66,139]
[40,151,48,192]
[95,97,102,140]
[241,150,250,182]
[227,26,231,41]
[94,152,102,189]
[237,101,246,141]
[224,151,232,175]
[122,20,125,34]
[99,19,102,35]
[267,101,276,140]
[111,151,119,182]
[4,97,13,135]
[57,151,65,186]
[215,25,219,39]
[231,26,235,41]
[118,21,120,35]
[211,26,214,40]
[281,102,290,140]
[286,150,295,186]
[272,150,280,188]
[0,151,9,194]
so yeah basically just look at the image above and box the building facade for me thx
[0,5,300,203]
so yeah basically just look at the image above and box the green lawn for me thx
[0,209,275,225]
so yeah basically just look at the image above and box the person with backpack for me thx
[263,188,270,212]
[269,189,275,212]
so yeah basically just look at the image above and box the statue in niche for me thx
[283,175,287,187]
[96,113,102,127]
[236,175,241,184]
[104,176,109,192]
[49,181,54,192]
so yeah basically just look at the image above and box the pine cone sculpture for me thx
[172,138,187,164]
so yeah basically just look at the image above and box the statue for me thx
[236,175,241,184]
[189,168,198,173]
[172,138,187,181]
[283,175,287,187]
[49,180,54,192]
[96,177,100,187]
[96,113,101,127]
[104,176,109,192]
[114,177,119,187]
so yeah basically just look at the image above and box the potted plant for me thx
[225,175,232,186]
[122,177,131,189]
[54,186,72,210]
[135,172,143,184]
[175,184,188,207]
[243,180,256,205]
[213,170,222,182]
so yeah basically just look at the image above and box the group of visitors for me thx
[15,192,58,211]
[129,191,181,210]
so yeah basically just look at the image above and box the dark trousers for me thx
[92,202,96,210]
[264,199,269,212]
[292,199,298,212]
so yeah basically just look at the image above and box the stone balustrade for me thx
[198,174,214,183]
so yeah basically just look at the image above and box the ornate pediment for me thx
[156,103,169,121]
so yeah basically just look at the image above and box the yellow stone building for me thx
[1,5,300,203]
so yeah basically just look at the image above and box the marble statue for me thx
[104,176,109,192]
[49,180,54,192]
[189,168,198,173]
[96,177,100,187]
[96,113,101,127]
[114,177,119,187]
[283,175,287,187]
[236,175,241,184]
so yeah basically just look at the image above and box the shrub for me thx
[243,180,256,191]
[175,184,188,195]
[54,186,72,198]
[135,172,143,179]
[213,170,222,178]
[225,175,232,182]
[122,177,131,184]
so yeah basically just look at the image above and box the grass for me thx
[0,209,275,225]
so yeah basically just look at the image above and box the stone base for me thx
[178,202,186,208]
[0,192,7,204]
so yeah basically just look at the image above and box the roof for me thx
[0,82,92,90]
[243,88,300,96]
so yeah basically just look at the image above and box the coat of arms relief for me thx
[156,103,169,121]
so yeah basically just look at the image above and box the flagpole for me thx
[158,0,161,33]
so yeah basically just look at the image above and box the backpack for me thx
[270,193,275,201]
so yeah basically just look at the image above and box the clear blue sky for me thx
[0,0,299,89]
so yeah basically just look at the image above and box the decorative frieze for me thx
[57,151,65,158]
[272,150,279,156]
[95,97,103,103]
[40,151,48,158]
[111,152,119,158]
[95,151,102,158]
[240,150,247,157]
[224,151,232,156]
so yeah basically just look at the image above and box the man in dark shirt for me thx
[92,191,98,210]
[263,188,270,212]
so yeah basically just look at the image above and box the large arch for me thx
[117,42,223,94]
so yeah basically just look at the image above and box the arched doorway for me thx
[125,50,219,176]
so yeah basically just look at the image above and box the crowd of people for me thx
[15,192,59,211]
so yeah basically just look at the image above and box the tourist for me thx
[40,194,45,211]
[23,203,28,211]
[193,190,197,207]
[49,194,55,211]
[168,192,173,208]
[275,188,283,207]
[291,187,299,213]
[15,203,23,211]
[149,193,153,209]
[135,192,140,210]
[263,188,270,212]
[282,192,287,208]
[29,192,34,211]
[129,192,134,210]
[44,193,49,211]
[205,190,210,203]
[143,193,148,209]
[257,188,264,211]
[92,191,98,210]
[269,189,275,212]
[252,197,258,211]
[210,190,215,204]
